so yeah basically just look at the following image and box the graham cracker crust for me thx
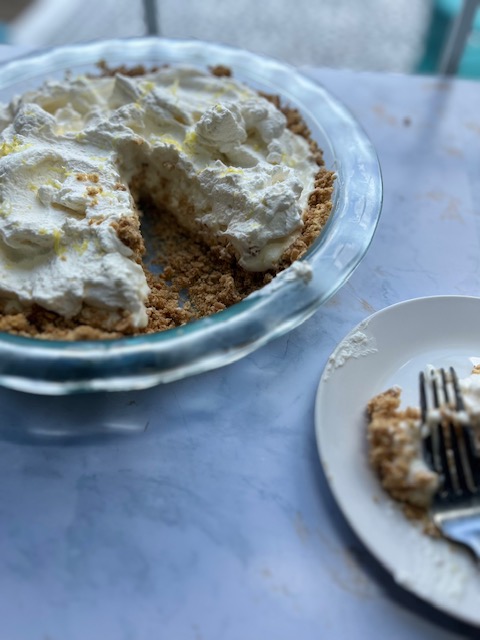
[367,388,440,537]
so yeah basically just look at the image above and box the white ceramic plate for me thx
[315,295,480,627]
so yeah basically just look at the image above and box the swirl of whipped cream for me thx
[0,65,320,329]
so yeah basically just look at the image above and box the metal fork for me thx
[420,366,480,559]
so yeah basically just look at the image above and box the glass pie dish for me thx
[0,37,382,394]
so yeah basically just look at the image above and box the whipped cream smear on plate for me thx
[0,65,329,336]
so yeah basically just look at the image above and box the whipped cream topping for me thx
[0,66,319,329]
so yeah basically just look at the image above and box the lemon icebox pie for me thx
[0,63,334,340]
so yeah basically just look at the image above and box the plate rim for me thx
[315,294,480,627]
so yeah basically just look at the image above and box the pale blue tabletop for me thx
[0,46,479,639]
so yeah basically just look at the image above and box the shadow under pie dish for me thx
[0,38,382,394]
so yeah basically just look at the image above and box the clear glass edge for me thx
[0,37,383,392]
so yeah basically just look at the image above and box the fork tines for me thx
[420,367,479,500]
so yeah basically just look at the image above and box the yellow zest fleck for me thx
[72,239,89,255]
[51,165,73,178]
[0,200,12,218]
[281,152,296,168]
[27,182,39,193]
[220,167,244,177]
[0,136,31,157]
[45,178,61,189]
[75,132,86,141]
[159,134,183,152]
[183,130,197,149]
[140,81,155,97]
[53,229,66,256]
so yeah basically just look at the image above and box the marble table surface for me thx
[0,46,479,639]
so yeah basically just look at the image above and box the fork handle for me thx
[438,514,480,561]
